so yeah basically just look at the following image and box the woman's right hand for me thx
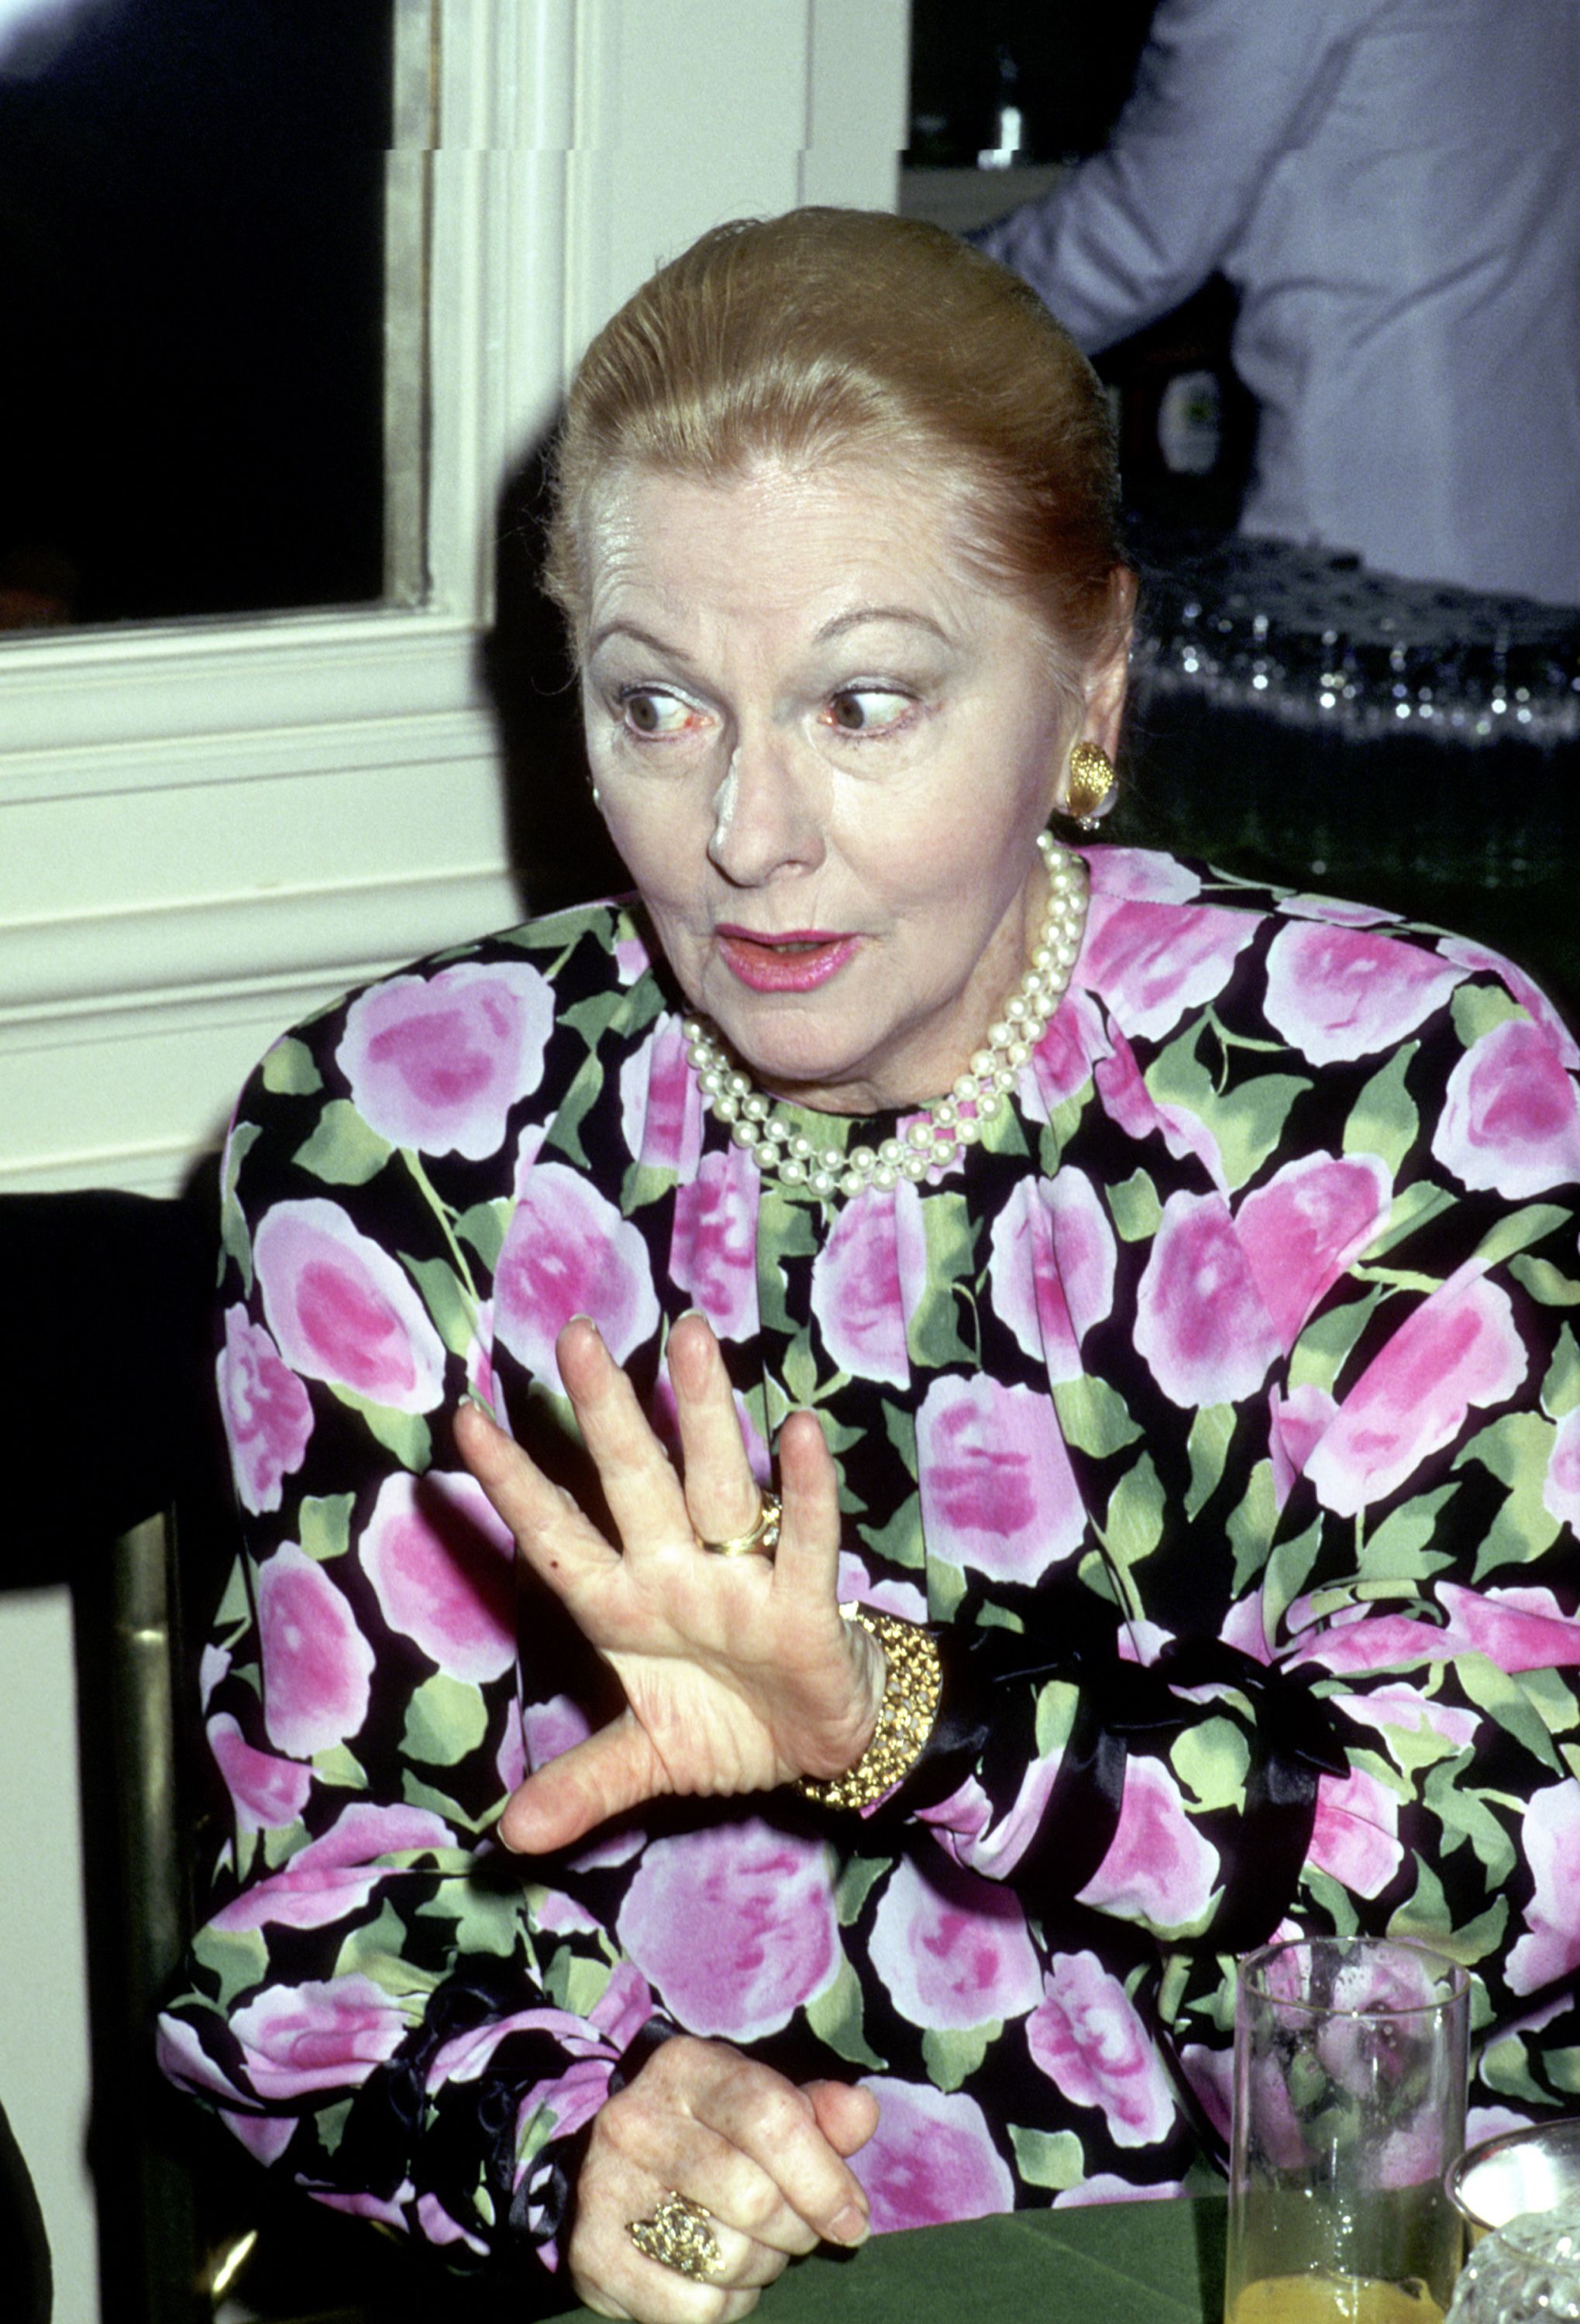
[456,1315,886,1854]
[570,2035,879,2320]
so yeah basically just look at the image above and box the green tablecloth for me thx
[539,2195,1227,2324]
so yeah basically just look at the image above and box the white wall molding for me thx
[0,868,524,1023]
[0,612,484,766]
[0,703,494,806]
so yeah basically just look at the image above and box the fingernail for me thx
[829,2204,869,2247]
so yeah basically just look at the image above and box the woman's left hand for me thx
[454,1313,885,1855]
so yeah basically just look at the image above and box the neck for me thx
[682,832,1090,1204]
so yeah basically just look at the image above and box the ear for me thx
[1079,568,1136,760]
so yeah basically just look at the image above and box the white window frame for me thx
[0,0,563,805]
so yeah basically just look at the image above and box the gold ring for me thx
[699,1488,782,1559]
[627,2189,724,2281]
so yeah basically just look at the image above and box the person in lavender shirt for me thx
[973,0,1580,604]
[161,209,1580,2320]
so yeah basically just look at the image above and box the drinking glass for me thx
[1226,1937,1471,2324]
[1445,2203,1580,2324]
[1449,2123,1580,2243]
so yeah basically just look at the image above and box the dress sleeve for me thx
[900,944,1580,2132]
[156,1020,658,2278]
[971,0,1379,351]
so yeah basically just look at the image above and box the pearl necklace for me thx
[682,832,1089,1203]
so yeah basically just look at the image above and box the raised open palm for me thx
[454,1312,884,1853]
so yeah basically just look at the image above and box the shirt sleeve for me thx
[970,0,1382,350]
[156,1026,657,2279]
[899,936,1580,2134]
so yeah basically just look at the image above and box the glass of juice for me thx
[1226,1937,1470,2324]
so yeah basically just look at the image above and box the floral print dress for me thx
[160,844,1580,2279]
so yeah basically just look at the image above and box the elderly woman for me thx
[161,209,1580,2319]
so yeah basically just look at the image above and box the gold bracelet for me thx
[797,1607,942,1812]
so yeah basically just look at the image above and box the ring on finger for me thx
[628,2190,725,2281]
[699,1488,782,1559]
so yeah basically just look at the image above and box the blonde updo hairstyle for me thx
[544,208,1130,703]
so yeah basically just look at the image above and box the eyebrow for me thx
[584,603,955,664]
[813,605,953,647]
[585,619,692,664]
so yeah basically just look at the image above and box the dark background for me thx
[907,0,1159,164]
[0,0,392,627]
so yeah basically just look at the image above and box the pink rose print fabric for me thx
[1054,2173,1186,2206]
[256,1542,376,1758]
[917,1373,1086,1577]
[868,1853,1042,2030]
[415,2196,486,2257]
[1135,1191,1282,1408]
[670,1143,761,1342]
[362,1470,515,1683]
[1303,1270,1527,1514]
[1079,896,1256,1041]
[427,1963,652,2095]
[1077,1758,1220,1933]
[494,1159,660,1393]
[519,1693,592,1771]
[205,1713,312,1834]
[1307,1765,1403,1899]
[811,1180,928,1387]
[1177,2040,1233,2144]
[619,1015,705,1174]
[1263,921,1462,1064]
[1544,1409,1580,1530]
[615,1821,839,2039]
[1278,895,1398,930]
[1028,1952,1177,2148]
[216,1305,314,1513]
[1028,982,1113,1112]
[1438,936,1580,1067]
[1434,1584,1580,1676]
[1094,1033,1224,1187]
[1236,1153,1390,1353]
[987,1170,1116,1377]
[337,959,552,1160]
[925,1756,1063,1883]
[164,862,1580,2272]
[1432,1015,1580,1195]
[1084,847,1201,904]
[212,1802,456,1934]
[227,1975,412,2097]
[254,1198,446,1413]
[1269,1380,1341,1507]
[852,2081,1016,2229]
[1506,1785,1580,1994]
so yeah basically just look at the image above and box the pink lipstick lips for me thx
[716,928,858,993]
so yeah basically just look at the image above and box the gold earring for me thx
[1065,741,1115,831]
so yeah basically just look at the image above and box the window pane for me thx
[0,0,402,630]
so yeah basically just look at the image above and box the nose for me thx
[705,723,826,888]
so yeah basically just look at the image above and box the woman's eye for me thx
[619,689,698,737]
[825,687,913,734]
